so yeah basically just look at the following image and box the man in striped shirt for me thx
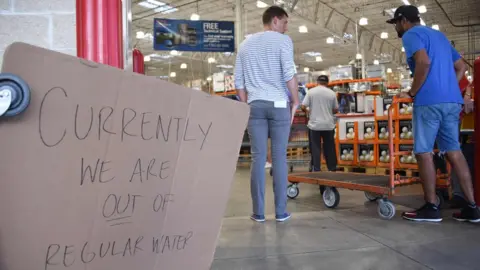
[235,6,300,223]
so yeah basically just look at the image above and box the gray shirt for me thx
[302,85,338,131]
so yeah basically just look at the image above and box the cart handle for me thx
[388,97,414,191]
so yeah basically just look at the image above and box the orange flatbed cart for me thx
[286,97,450,220]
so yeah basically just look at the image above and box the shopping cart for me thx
[269,109,311,175]
[285,97,451,220]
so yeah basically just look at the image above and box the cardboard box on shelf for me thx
[0,43,250,270]
[381,97,394,116]
[399,144,417,165]
[399,120,413,140]
[362,121,375,140]
[377,120,395,140]
[358,144,375,162]
[339,144,355,161]
[345,121,356,140]
[399,102,413,116]
[378,144,393,164]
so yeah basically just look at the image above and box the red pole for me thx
[76,0,124,69]
[133,48,145,74]
[473,57,480,202]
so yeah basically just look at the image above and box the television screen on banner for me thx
[153,18,235,52]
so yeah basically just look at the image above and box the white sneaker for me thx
[265,162,272,169]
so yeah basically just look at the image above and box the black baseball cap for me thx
[386,5,420,24]
[317,75,329,83]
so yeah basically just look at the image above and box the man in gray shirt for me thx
[302,75,338,172]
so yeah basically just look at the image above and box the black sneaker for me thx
[402,203,442,222]
[453,204,480,223]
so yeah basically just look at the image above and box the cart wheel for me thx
[269,168,273,176]
[0,73,31,117]
[365,192,381,202]
[436,191,445,209]
[322,187,340,208]
[287,184,299,199]
[377,200,396,220]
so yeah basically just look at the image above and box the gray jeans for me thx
[247,100,291,216]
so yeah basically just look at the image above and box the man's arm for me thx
[280,37,299,105]
[280,37,299,122]
[234,53,247,103]
[408,49,430,97]
[451,46,468,82]
[301,91,310,114]
[402,32,429,97]
[332,95,339,114]
[453,59,468,82]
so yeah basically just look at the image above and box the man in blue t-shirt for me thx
[387,5,479,223]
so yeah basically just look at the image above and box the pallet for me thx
[287,147,309,157]
[375,167,420,177]
[336,165,377,174]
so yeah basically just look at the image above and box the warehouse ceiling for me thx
[132,0,480,84]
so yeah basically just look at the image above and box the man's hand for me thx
[396,92,411,99]
[464,95,474,114]
[290,102,300,124]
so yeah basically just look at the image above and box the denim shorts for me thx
[413,103,462,154]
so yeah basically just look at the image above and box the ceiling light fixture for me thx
[170,50,179,56]
[207,57,216,63]
[418,5,427,13]
[144,55,151,62]
[170,72,176,78]
[326,37,334,44]
[303,67,310,72]
[387,68,393,73]
[373,60,380,65]
[401,47,405,52]
[432,24,439,30]
[381,32,389,39]
[316,56,323,62]
[359,17,368,26]
[356,53,362,60]
[180,63,187,69]
[190,13,200,20]
[206,76,212,81]
[256,1,268,8]
[299,25,308,33]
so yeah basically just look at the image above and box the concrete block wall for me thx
[0,0,76,68]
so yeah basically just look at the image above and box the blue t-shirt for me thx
[402,26,463,106]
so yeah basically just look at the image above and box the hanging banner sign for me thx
[153,18,235,52]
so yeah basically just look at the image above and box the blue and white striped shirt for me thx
[234,31,297,104]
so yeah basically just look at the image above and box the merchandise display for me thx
[340,144,355,161]
[362,121,375,140]
[345,122,356,139]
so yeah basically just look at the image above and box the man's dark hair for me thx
[262,6,288,25]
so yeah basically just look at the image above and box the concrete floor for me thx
[211,166,480,270]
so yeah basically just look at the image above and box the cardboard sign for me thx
[0,43,249,270]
